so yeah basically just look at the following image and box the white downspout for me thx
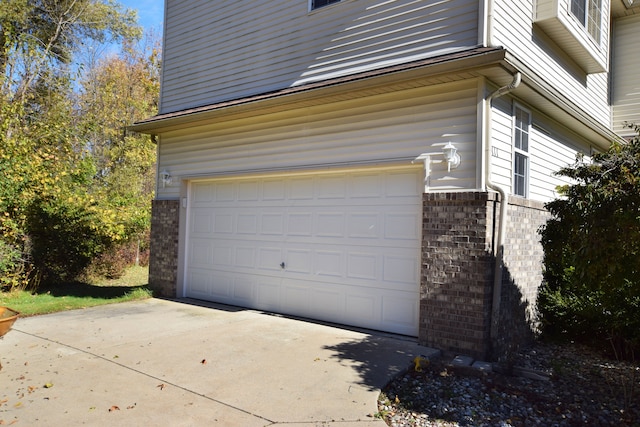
[485,72,521,343]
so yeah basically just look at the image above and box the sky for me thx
[118,0,165,34]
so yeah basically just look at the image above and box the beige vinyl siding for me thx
[612,14,640,137]
[489,96,513,190]
[493,0,610,126]
[157,81,479,198]
[160,0,480,114]
[490,96,592,203]
[528,122,587,202]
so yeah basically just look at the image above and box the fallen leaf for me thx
[201,359,207,365]
[157,383,166,390]
[108,405,120,412]
[43,383,53,388]
[113,355,119,359]
[28,386,37,394]
[314,357,320,361]
[13,402,22,408]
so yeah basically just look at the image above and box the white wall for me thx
[490,95,593,203]
[157,81,480,198]
[493,0,611,127]
[161,0,480,114]
[612,14,640,137]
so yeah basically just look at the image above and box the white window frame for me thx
[512,105,531,198]
[533,0,608,73]
[310,0,342,10]
[569,0,602,44]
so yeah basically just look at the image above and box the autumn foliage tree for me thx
[0,1,158,288]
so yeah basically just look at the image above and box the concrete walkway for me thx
[0,299,438,426]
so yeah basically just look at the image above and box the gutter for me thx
[485,72,521,345]
[483,0,521,345]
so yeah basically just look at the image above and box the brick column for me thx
[148,199,180,298]
[491,197,550,362]
[419,192,497,360]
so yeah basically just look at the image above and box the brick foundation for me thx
[148,199,180,298]
[419,192,549,361]
[491,197,550,362]
[420,192,496,360]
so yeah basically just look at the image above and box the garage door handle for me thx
[280,262,285,269]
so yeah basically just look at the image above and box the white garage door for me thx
[184,167,422,336]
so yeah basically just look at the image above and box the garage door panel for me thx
[315,251,344,277]
[284,249,313,274]
[260,213,285,235]
[256,279,281,310]
[235,247,256,268]
[185,168,421,336]
[350,173,383,198]
[238,181,259,201]
[263,179,286,200]
[257,247,283,271]
[192,212,213,233]
[237,214,258,234]
[344,294,378,326]
[348,213,380,238]
[386,171,423,196]
[212,212,234,233]
[382,294,419,329]
[346,252,378,280]
[190,240,212,266]
[187,271,211,295]
[316,212,345,237]
[231,275,254,301]
[287,212,313,236]
[383,255,419,284]
[385,213,421,240]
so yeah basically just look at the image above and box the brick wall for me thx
[148,199,180,297]
[420,192,497,359]
[420,192,549,361]
[491,197,550,362]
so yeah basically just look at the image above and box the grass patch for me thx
[0,265,152,316]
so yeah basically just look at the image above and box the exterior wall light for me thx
[160,169,172,188]
[442,142,461,172]
[412,142,462,190]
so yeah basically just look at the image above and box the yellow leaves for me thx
[43,383,53,388]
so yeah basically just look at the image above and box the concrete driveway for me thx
[0,298,438,426]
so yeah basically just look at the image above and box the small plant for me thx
[606,337,638,414]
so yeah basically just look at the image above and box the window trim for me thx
[310,0,342,11]
[569,0,602,44]
[533,0,608,73]
[512,104,531,198]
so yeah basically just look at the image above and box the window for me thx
[570,0,602,43]
[311,0,341,9]
[534,0,607,73]
[513,106,531,197]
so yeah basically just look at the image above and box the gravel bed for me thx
[377,342,639,426]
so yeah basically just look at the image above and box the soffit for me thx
[130,47,508,134]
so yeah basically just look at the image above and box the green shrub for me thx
[26,195,111,283]
[538,124,640,357]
